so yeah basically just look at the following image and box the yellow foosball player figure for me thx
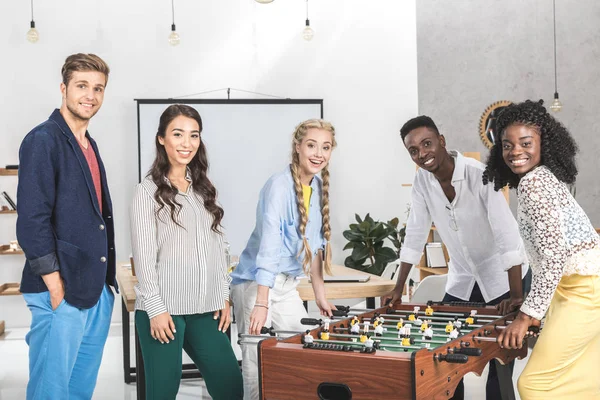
[396,318,404,330]
[401,337,412,346]
[420,320,429,332]
[445,320,454,333]
[465,310,477,326]
[359,334,368,343]
[425,305,434,316]
[408,306,420,321]
[319,330,330,341]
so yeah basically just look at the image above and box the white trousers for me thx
[231,274,309,400]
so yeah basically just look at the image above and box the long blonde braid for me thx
[320,165,333,276]
[290,158,312,274]
[290,119,337,276]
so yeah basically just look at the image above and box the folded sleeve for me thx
[129,184,167,319]
[16,130,60,276]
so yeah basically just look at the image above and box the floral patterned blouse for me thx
[517,166,600,320]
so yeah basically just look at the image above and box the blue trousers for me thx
[23,284,114,400]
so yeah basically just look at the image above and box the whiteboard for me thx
[136,99,323,255]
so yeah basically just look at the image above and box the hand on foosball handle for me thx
[497,312,541,350]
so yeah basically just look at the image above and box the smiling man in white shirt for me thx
[383,115,529,400]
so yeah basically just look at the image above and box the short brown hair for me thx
[61,53,110,86]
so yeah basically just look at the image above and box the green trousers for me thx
[135,310,243,400]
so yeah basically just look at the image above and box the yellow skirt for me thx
[518,274,600,399]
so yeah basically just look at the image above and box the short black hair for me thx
[400,115,440,141]
[482,100,578,191]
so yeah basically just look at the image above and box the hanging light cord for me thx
[306,0,309,21]
[171,0,175,26]
[553,0,558,93]
[30,0,34,21]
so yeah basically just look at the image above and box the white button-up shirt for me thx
[400,151,528,302]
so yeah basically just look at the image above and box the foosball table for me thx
[256,302,532,399]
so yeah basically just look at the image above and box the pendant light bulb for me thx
[168,0,180,46]
[27,21,39,43]
[27,0,38,43]
[255,0,274,3]
[550,92,562,112]
[303,20,314,41]
[168,24,180,46]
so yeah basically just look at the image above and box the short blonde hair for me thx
[61,53,110,86]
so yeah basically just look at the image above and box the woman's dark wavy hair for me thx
[482,99,578,191]
[149,104,224,232]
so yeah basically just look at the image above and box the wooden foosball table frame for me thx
[258,302,528,399]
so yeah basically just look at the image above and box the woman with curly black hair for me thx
[483,100,600,399]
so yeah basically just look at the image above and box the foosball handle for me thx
[453,347,482,356]
[332,309,348,317]
[260,326,275,335]
[301,318,323,326]
[528,326,540,335]
[436,353,469,363]
[334,305,351,312]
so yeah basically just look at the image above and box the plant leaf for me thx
[375,247,399,263]
[355,213,363,224]
[343,242,357,251]
[343,230,364,242]
[358,221,370,232]
[351,244,370,261]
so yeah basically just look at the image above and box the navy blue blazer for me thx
[17,109,117,309]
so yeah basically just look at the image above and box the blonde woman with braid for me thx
[231,119,337,400]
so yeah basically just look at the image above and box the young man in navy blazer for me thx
[16,53,117,400]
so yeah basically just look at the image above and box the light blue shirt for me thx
[231,166,326,288]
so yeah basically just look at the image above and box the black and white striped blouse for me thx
[130,175,230,319]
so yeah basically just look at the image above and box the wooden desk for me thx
[296,264,396,302]
[116,262,395,398]
[117,262,395,313]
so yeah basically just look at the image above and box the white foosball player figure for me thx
[350,317,361,335]
[453,317,462,330]
[304,330,314,344]
[423,326,434,341]
[447,328,459,341]
[363,320,370,334]
[374,321,384,336]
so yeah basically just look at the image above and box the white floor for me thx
[0,302,529,400]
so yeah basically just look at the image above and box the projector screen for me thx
[136,99,323,255]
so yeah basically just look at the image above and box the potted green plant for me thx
[343,213,405,276]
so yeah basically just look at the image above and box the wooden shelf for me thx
[0,210,17,214]
[0,245,23,255]
[0,283,21,296]
[0,168,17,176]
[0,320,4,335]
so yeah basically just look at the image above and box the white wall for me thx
[0,0,418,328]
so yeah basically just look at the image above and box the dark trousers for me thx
[443,271,531,400]
[135,311,243,400]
